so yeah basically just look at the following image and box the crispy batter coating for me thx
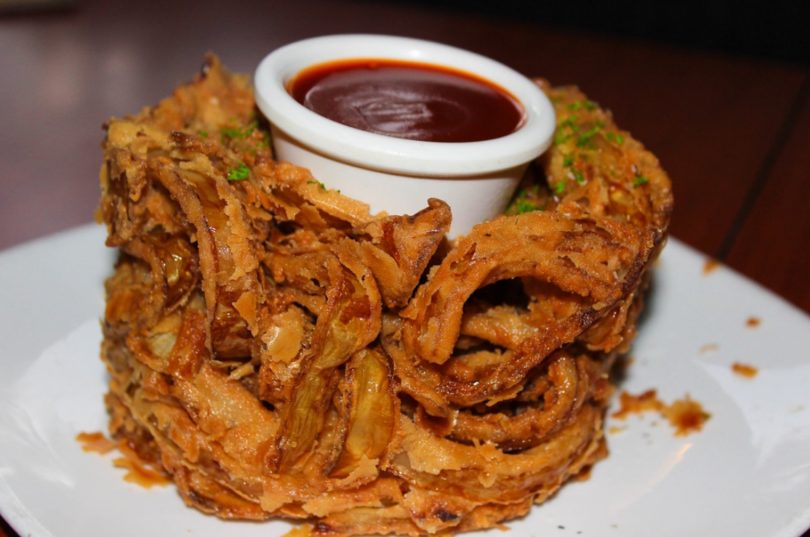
[98,55,672,535]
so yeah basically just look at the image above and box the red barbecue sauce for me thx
[288,59,524,142]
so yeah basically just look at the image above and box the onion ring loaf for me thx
[98,55,672,535]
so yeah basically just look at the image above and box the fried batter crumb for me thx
[703,259,721,274]
[731,362,759,378]
[284,524,315,537]
[745,316,761,328]
[612,390,710,436]
[698,343,719,354]
[611,389,665,419]
[76,431,117,454]
[77,431,170,488]
[113,442,171,488]
[663,397,711,436]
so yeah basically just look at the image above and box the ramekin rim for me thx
[254,34,555,176]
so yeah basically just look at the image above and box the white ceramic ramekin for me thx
[254,34,555,237]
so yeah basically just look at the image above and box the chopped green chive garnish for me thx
[257,131,271,148]
[227,163,250,181]
[220,120,258,142]
[554,181,566,195]
[567,99,598,111]
[515,199,540,214]
[198,129,209,138]
[572,169,585,184]
[606,131,625,145]
[514,184,540,198]
[555,116,580,145]
[563,154,574,167]
[633,175,649,187]
[554,133,569,145]
[307,179,327,190]
[510,184,545,213]
[576,124,602,148]
[220,126,242,140]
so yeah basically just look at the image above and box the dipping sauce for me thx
[288,59,524,142]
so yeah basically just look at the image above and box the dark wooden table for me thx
[1,1,808,536]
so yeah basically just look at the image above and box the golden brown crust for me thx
[99,56,672,535]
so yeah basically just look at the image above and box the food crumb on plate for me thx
[76,431,117,454]
[283,524,314,537]
[611,389,664,419]
[77,430,170,488]
[731,362,759,378]
[611,390,710,436]
[745,316,761,328]
[703,258,721,274]
[699,342,719,354]
[665,397,711,436]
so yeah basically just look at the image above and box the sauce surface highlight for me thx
[289,59,524,143]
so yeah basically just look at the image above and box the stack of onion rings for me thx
[98,55,672,535]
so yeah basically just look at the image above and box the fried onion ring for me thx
[98,56,672,535]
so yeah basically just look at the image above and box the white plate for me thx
[1,225,810,537]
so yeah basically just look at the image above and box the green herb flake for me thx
[227,163,250,181]
[220,120,258,143]
[554,132,571,145]
[220,126,242,140]
[633,175,649,187]
[606,131,625,145]
[515,199,540,214]
[198,129,209,138]
[554,181,566,195]
[576,124,602,148]
[554,116,582,145]
[563,154,574,167]
[572,169,585,184]
[307,179,327,191]
[511,183,545,213]
[567,99,597,112]
[559,116,579,131]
